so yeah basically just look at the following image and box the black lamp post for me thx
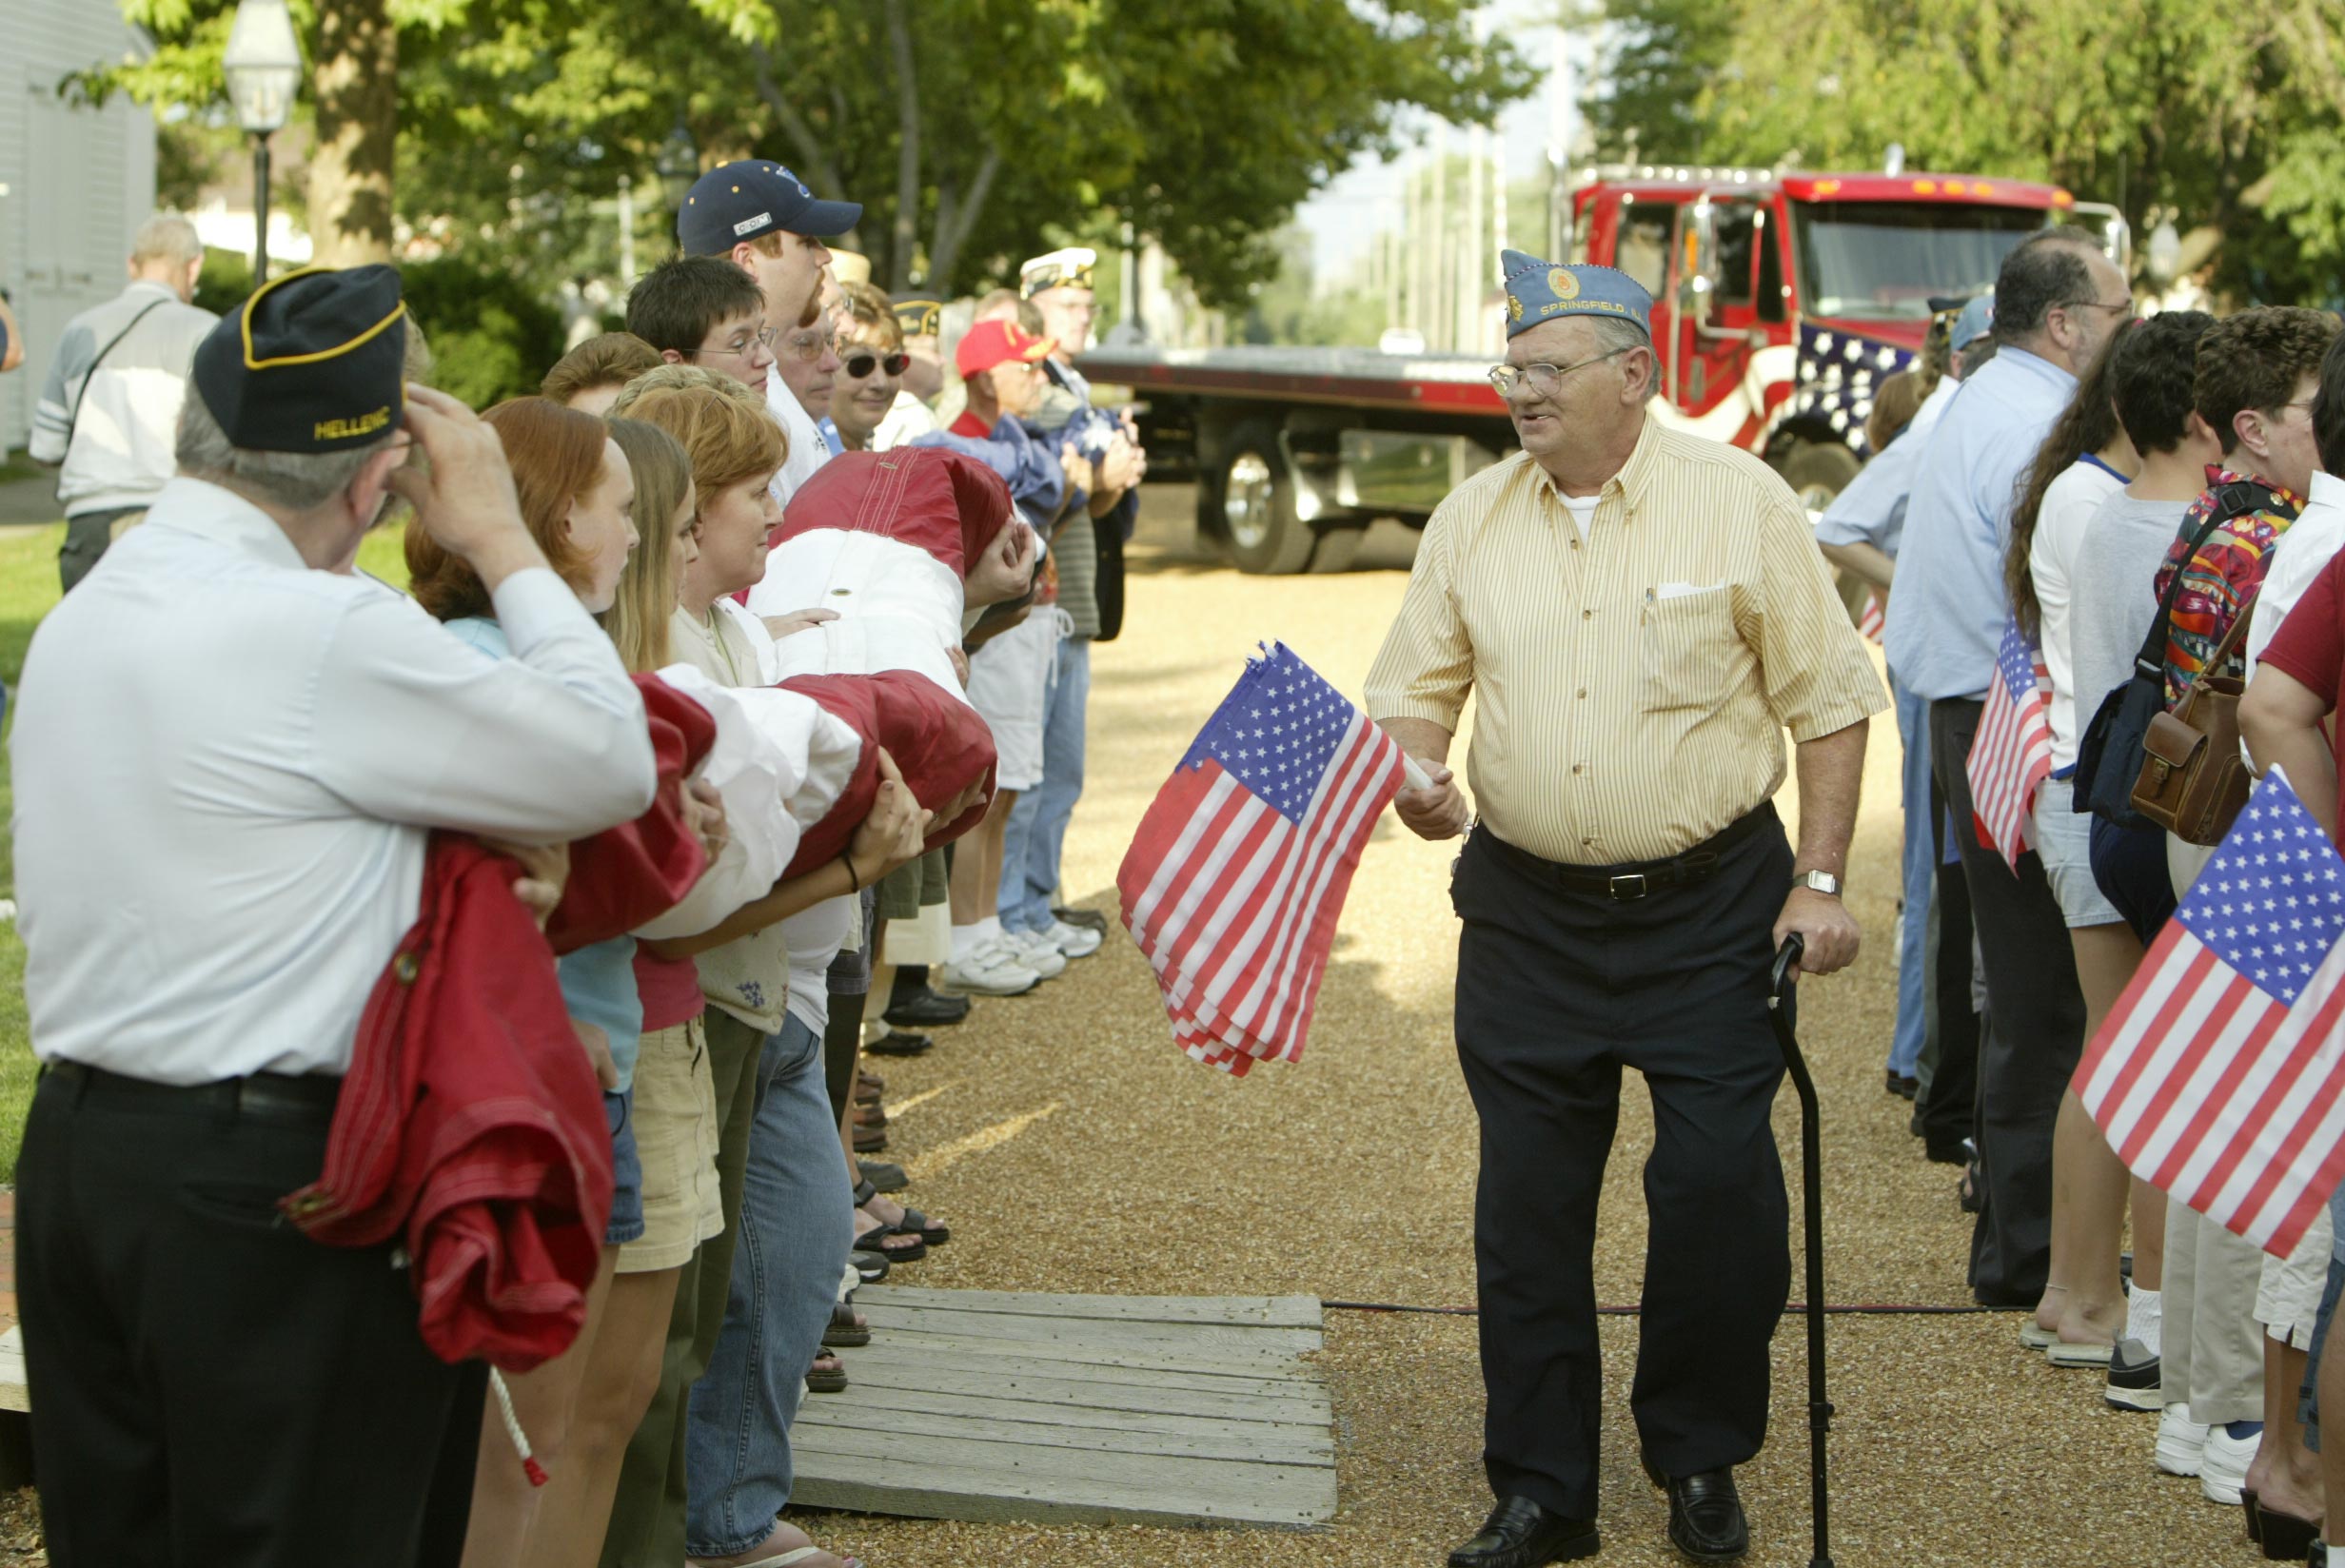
[222,0,301,285]
[657,116,699,225]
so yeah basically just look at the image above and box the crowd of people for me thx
[10,161,1144,1568]
[1823,227,2345,1565]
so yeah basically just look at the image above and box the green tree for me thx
[1570,0,1736,164]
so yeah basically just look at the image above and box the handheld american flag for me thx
[1857,590,1884,644]
[1117,644,1408,1075]
[1966,617,2054,869]
[2076,771,2345,1258]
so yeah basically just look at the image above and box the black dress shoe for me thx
[1448,1496,1598,1567]
[885,985,971,1029]
[1641,1456,1748,1562]
[865,1029,935,1057]
[1885,1070,1919,1099]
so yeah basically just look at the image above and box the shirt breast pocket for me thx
[1638,586,1736,713]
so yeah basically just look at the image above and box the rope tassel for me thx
[489,1368,550,1487]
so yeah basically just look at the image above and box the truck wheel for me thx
[1781,441,1862,518]
[1211,420,1317,575]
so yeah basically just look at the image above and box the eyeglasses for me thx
[1488,349,1630,398]
[687,325,776,362]
[779,327,835,363]
[842,349,911,380]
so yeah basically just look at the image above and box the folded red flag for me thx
[282,836,613,1371]
[777,446,1014,578]
[778,669,996,876]
[544,674,718,953]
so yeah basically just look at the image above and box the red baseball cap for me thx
[956,319,1055,378]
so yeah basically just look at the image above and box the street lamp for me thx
[222,0,302,285]
[657,116,699,223]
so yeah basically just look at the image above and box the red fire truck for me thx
[1077,166,2124,573]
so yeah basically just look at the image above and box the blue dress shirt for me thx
[1882,346,2077,700]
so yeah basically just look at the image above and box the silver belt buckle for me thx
[1607,872,1647,901]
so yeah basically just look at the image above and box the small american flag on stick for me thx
[1117,644,1409,1075]
[2077,771,2345,1257]
[1966,616,2054,869]
[1857,590,1884,643]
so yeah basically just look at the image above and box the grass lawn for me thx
[0,520,413,1178]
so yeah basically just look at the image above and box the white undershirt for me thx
[1559,492,1601,535]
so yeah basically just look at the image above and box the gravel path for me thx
[815,490,2244,1568]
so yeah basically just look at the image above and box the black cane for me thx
[1769,932,1834,1568]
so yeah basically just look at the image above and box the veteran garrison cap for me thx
[191,265,407,454]
[678,161,862,256]
[893,295,943,340]
[1019,246,1096,298]
[1500,249,1653,341]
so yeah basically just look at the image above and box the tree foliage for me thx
[89,0,1534,310]
[1576,0,2345,303]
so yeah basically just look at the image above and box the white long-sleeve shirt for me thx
[10,477,658,1084]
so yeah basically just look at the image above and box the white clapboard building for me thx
[0,0,158,454]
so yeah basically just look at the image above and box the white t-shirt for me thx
[766,374,832,505]
[1558,492,1600,536]
[2247,469,2345,679]
[779,896,853,1033]
[2030,456,2130,769]
[874,390,940,452]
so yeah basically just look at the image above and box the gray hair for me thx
[175,389,397,511]
[1587,315,1658,400]
[131,213,204,271]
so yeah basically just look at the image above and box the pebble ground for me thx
[815,492,2251,1567]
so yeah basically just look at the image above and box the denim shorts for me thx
[2036,777,2121,928]
[603,1088,646,1246]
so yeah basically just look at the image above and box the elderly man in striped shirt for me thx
[1366,254,1886,1568]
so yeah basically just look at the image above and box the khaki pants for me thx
[2163,1196,2266,1427]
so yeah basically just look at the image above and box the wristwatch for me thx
[1795,870,1842,897]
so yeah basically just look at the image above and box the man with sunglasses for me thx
[1365,252,1884,1568]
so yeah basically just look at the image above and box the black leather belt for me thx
[45,1059,343,1117]
[1488,802,1775,901]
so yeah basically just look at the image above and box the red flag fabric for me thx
[544,673,718,953]
[282,836,613,1371]
[778,669,997,875]
[777,447,1014,578]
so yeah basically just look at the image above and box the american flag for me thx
[2076,772,2345,1257]
[1857,590,1884,643]
[1117,644,1407,1075]
[1966,617,2054,869]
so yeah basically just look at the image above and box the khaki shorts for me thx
[2258,1202,2334,1350]
[616,1017,725,1274]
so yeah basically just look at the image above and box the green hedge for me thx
[195,249,567,410]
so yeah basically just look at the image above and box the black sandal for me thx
[806,1351,849,1394]
[829,1301,871,1347]
[856,1179,948,1247]
[851,1249,890,1284]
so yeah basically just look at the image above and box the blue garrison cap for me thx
[677,161,862,257]
[1501,249,1653,340]
[1951,292,1996,351]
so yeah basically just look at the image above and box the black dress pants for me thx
[1451,813,1793,1520]
[1916,763,1980,1151]
[16,1066,486,1568]
[1925,697,2087,1305]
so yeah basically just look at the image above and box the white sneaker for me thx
[2197,1425,2257,1504]
[1006,929,1068,979]
[936,938,1040,996]
[2155,1405,2210,1477]
[1040,918,1103,959]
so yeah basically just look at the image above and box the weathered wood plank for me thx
[858,1285,1323,1329]
[0,1329,25,1417]
[831,1348,1333,1423]
[843,1324,1313,1381]
[857,1301,1322,1359]
[822,1381,1332,1444]
[801,1398,1335,1464]
[790,1426,1337,1530]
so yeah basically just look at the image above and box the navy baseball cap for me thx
[677,161,861,256]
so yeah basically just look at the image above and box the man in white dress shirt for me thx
[10,265,657,1568]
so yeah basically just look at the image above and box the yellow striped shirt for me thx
[1364,418,1887,865]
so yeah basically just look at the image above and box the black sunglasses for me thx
[842,349,911,379]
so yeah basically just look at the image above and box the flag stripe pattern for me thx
[1857,590,1884,644]
[2076,772,2345,1258]
[1967,616,2054,869]
[1117,644,1406,1075]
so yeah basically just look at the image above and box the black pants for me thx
[1916,764,1980,1151]
[56,505,144,594]
[16,1065,485,1568]
[1926,698,2087,1305]
[1451,813,1793,1519]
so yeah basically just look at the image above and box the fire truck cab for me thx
[1573,166,2122,509]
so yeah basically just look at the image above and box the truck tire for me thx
[1209,420,1317,575]
[1780,441,1862,518]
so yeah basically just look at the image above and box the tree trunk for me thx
[307,0,398,266]
[927,146,1001,291]
[747,42,862,256]
[884,0,921,290]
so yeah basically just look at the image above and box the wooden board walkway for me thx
[791,1286,1338,1530]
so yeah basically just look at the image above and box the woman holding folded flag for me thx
[1363,252,1885,1568]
